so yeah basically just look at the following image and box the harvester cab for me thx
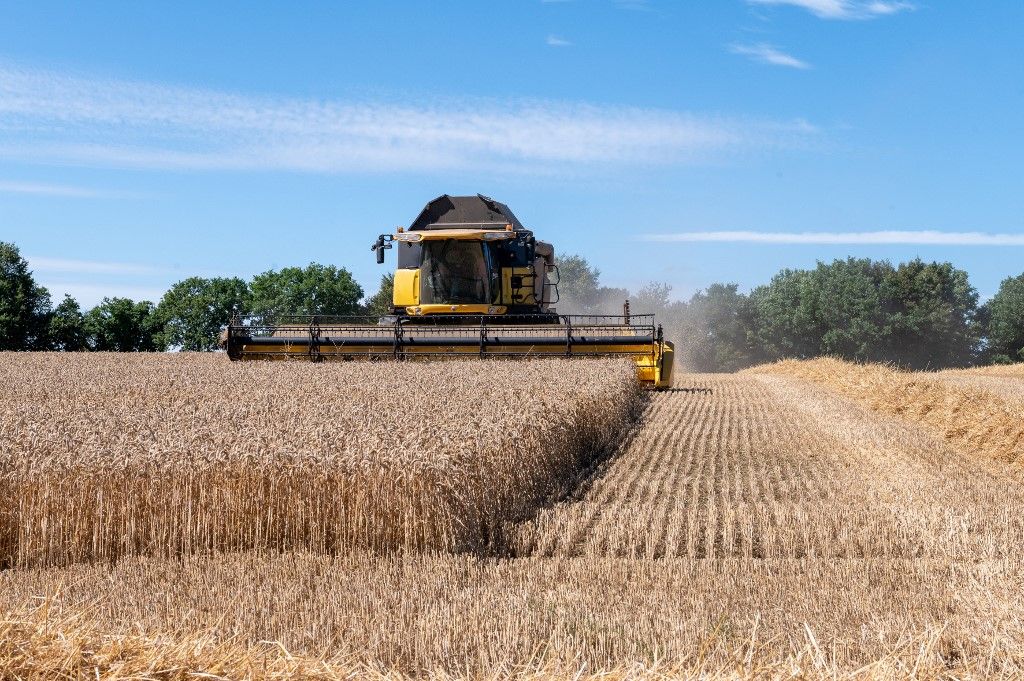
[223,194,674,389]
[380,194,559,319]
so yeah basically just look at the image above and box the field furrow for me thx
[758,373,1024,560]
[515,375,936,559]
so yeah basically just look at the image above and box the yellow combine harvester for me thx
[224,195,674,388]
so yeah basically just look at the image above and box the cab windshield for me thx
[420,239,492,304]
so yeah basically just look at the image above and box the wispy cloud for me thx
[730,43,810,69]
[642,230,1024,246]
[27,255,168,276]
[0,180,108,198]
[0,63,814,174]
[546,34,573,47]
[748,0,913,20]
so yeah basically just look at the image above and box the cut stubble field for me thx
[2,353,1024,679]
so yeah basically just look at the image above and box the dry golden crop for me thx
[941,362,1024,378]
[749,357,1024,467]
[0,353,641,567]
[934,363,1024,408]
[2,580,1012,681]
[4,354,1024,679]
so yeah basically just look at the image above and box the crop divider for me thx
[308,316,322,363]
[565,316,573,358]
[393,319,404,359]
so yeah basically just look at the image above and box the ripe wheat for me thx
[0,353,641,567]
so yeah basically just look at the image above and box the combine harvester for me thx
[223,195,674,388]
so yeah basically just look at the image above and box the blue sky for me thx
[1,0,1022,307]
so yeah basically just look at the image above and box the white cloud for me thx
[546,34,573,47]
[0,62,814,174]
[642,230,1024,246]
[748,0,913,20]
[730,43,810,69]
[0,180,105,198]
[27,255,166,276]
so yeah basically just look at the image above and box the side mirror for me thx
[371,234,393,264]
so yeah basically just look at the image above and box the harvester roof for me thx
[408,194,526,232]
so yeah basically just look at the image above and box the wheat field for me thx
[0,353,640,566]
[2,353,1024,679]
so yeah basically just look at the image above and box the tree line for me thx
[557,254,1024,371]
[2,240,1022,369]
[0,242,363,352]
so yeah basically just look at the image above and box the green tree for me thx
[250,263,363,317]
[809,258,893,361]
[748,257,981,368]
[152,276,250,351]
[985,273,1024,364]
[555,254,602,312]
[677,284,757,372]
[750,268,821,360]
[554,254,629,314]
[632,282,673,315]
[363,273,394,317]
[881,259,980,368]
[84,297,157,351]
[0,241,52,350]
[49,295,87,351]
[750,259,892,363]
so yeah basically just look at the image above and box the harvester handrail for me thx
[228,313,656,327]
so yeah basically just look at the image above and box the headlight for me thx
[395,233,423,242]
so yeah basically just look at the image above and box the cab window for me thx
[420,240,490,304]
